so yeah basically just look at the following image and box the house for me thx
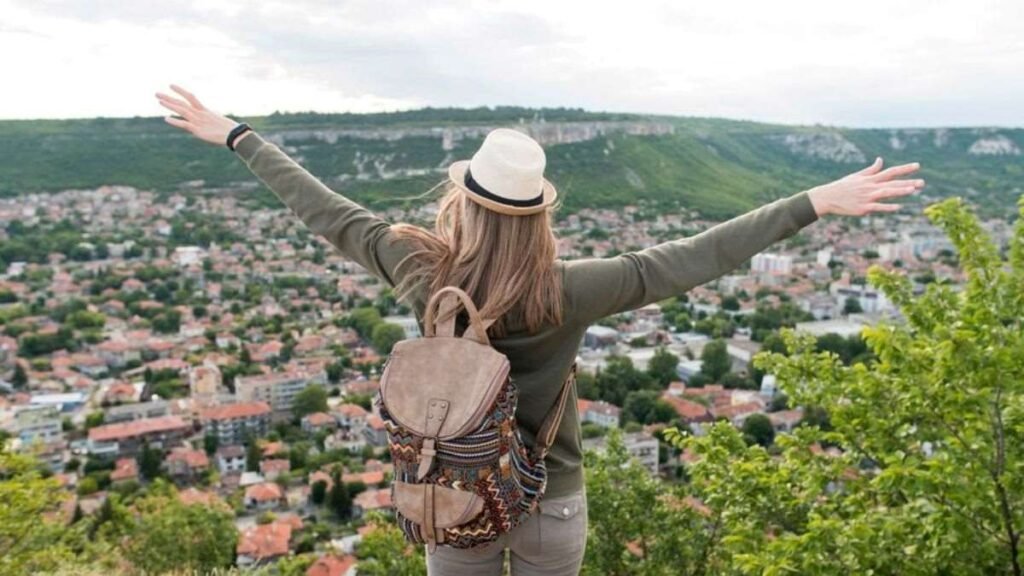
[236,521,293,567]
[324,430,367,454]
[306,554,357,576]
[582,431,660,476]
[260,458,291,481]
[711,401,764,425]
[110,458,139,484]
[352,488,393,518]
[577,399,621,428]
[200,401,271,446]
[659,392,713,424]
[302,411,336,434]
[178,487,220,507]
[342,469,385,487]
[244,482,285,511]
[768,409,804,433]
[215,445,246,475]
[333,403,368,431]
[87,415,191,459]
[362,415,387,447]
[165,446,210,479]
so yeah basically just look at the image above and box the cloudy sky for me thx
[4,0,1023,127]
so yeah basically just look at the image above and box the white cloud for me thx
[3,0,1023,126]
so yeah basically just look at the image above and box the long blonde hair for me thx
[387,181,564,338]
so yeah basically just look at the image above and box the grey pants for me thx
[425,488,588,576]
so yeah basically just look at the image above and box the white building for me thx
[751,253,793,275]
[583,431,660,476]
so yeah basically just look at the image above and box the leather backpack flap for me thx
[381,337,510,439]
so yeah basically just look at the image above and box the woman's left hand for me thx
[807,157,924,217]
[155,84,242,147]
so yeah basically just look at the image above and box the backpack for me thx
[374,286,577,552]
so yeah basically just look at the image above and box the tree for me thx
[11,363,27,389]
[356,511,426,576]
[371,322,406,354]
[584,429,714,575]
[622,390,677,425]
[646,346,679,387]
[121,481,238,574]
[345,306,383,338]
[311,480,328,506]
[293,384,328,419]
[0,448,78,574]
[203,433,218,456]
[328,470,352,521]
[137,442,162,480]
[660,196,1024,575]
[842,295,863,314]
[592,355,656,406]
[246,438,262,472]
[699,339,731,382]
[740,413,775,447]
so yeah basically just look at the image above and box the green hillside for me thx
[1,108,1021,219]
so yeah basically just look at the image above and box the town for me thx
[0,180,1007,574]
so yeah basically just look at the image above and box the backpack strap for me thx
[423,286,494,345]
[534,362,578,457]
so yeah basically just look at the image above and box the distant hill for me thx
[1,107,1021,219]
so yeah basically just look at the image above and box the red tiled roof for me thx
[307,554,357,576]
[179,488,219,507]
[167,447,210,469]
[342,470,384,486]
[659,393,711,422]
[334,404,368,418]
[237,522,292,560]
[260,459,291,474]
[353,488,392,511]
[712,401,763,420]
[200,401,271,421]
[110,458,138,481]
[88,415,189,443]
[245,482,284,502]
[304,412,335,426]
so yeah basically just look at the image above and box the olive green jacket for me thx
[234,131,820,497]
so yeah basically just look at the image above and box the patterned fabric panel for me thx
[376,377,550,549]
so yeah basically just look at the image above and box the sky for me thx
[3,0,1023,127]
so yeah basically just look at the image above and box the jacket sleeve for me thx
[234,131,414,287]
[562,190,820,325]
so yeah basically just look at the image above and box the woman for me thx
[156,84,923,575]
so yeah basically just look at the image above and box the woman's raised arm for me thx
[155,84,411,287]
[563,159,924,325]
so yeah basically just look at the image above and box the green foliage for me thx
[328,469,352,521]
[293,384,329,419]
[657,195,1024,575]
[310,480,328,506]
[647,346,680,386]
[371,322,406,354]
[584,429,714,575]
[356,511,426,576]
[699,338,731,382]
[587,355,657,406]
[622,390,677,425]
[120,481,238,574]
[0,448,78,574]
[740,413,775,447]
[344,306,383,338]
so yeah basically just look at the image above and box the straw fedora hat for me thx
[447,128,558,216]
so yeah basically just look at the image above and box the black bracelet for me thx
[227,122,252,151]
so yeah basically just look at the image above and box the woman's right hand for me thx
[807,157,925,217]
[155,84,248,147]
